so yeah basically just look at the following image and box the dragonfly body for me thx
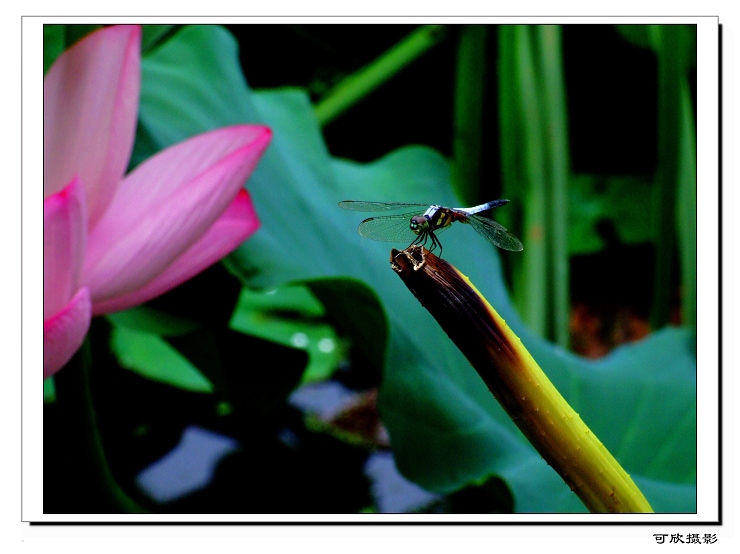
[339,199,523,254]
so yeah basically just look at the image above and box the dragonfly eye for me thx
[409,215,427,234]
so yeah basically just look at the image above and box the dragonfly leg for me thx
[409,231,427,249]
[428,230,442,258]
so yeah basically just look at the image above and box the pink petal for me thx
[44,287,92,378]
[44,25,141,227]
[92,190,259,314]
[83,125,271,304]
[44,177,87,319]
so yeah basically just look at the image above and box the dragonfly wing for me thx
[339,201,430,212]
[356,212,422,242]
[467,215,524,251]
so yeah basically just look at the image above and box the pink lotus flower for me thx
[43,25,271,378]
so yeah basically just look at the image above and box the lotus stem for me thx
[314,25,446,126]
[390,246,653,513]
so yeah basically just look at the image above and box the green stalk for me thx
[391,246,653,513]
[497,26,521,225]
[513,26,548,337]
[314,25,446,126]
[51,340,146,513]
[537,25,570,348]
[650,25,682,329]
[676,78,697,327]
[450,25,487,205]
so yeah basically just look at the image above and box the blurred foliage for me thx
[420,476,515,513]
[43,23,698,514]
[42,25,65,74]
[230,284,347,385]
[568,174,654,254]
[110,325,215,393]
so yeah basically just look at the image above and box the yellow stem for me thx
[391,246,653,513]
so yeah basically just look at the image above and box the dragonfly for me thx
[338,199,523,255]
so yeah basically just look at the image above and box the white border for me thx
[22,15,719,529]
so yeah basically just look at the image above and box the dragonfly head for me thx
[409,215,430,235]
